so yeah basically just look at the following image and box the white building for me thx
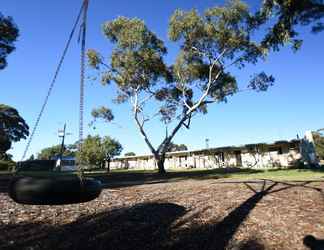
[110,139,310,170]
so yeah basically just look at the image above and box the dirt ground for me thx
[0,175,324,250]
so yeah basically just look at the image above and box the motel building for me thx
[110,132,318,170]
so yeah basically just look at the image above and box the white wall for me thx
[110,145,302,170]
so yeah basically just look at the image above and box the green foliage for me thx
[87,49,102,69]
[313,131,324,160]
[166,143,188,152]
[77,135,123,167]
[0,104,29,157]
[0,159,15,171]
[91,106,114,123]
[254,0,324,51]
[124,152,136,156]
[0,12,19,70]
[169,0,273,96]
[88,17,170,91]
[0,150,14,171]
[37,144,76,160]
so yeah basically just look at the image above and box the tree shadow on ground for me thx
[1,179,322,250]
[0,201,265,250]
[0,203,186,250]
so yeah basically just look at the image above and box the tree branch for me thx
[138,92,155,108]
[187,62,222,115]
[186,48,227,115]
[132,89,157,155]
[155,49,228,155]
[157,114,189,155]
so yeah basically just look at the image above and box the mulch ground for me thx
[0,176,324,250]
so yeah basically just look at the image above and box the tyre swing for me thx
[8,0,102,205]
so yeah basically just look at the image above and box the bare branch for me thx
[132,89,157,155]
[138,93,155,108]
[223,54,246,70]
[146,110,162,121]
[180,84,192,110]
[157,114,189,154]
[185,48,227,115]
[215,48,227,64]
[192,46,212,61]
[192,46,227,65]
[187,62,222,115]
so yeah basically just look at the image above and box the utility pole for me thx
[58,123,72,159]
[58,123,66,158]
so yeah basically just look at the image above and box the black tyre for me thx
[8,176,102,205]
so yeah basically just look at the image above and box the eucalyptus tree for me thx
[254,0,324,51]
[0,12,19,70]
[87,0,275,173]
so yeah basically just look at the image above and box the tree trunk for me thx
[106,157,111,172]
[155,155,166,174]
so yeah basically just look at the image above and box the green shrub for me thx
[0,160,15,171]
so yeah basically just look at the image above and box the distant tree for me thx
[0,104,29,159]
[0,12,19,70]
[125,152,136,156]
[28,154,35,161]
[254,0,324,51]
[77,135,122,168]
[166,143,188,152]
[313,130,324,160]
[87,0,276,173]
[37,144,76,160]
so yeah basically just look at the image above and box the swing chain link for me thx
[78,0,89,173]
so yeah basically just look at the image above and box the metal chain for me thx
[21,2,86,161]
[78,0,89,173]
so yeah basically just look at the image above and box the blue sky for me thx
[1,0,323,160]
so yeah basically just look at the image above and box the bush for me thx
[0,160,15,171]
